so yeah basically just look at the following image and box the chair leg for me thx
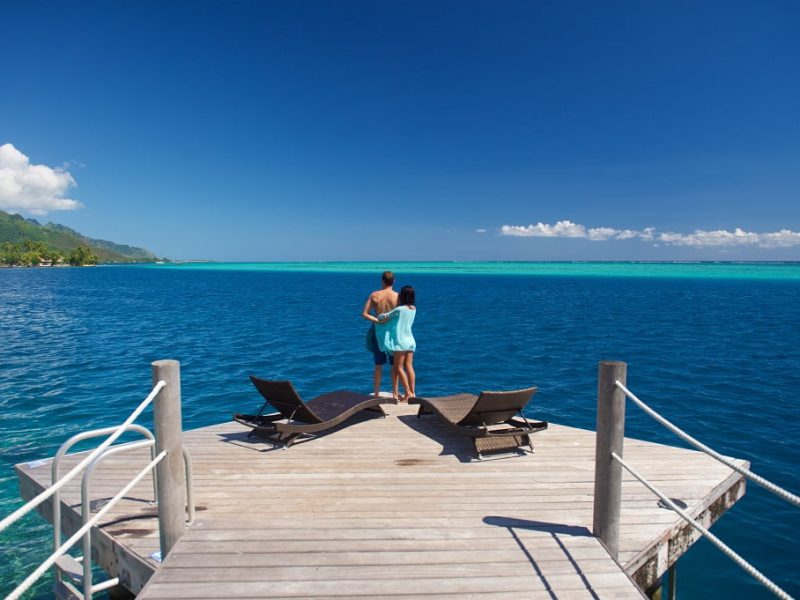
[250,425,274,439]
[283,433,301,448]
[367,405,388,418]
[473,440,482,460]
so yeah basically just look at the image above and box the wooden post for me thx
[593,360,627,558]
[151,359,186,558]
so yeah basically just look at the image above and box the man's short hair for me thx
[382,271,395,286]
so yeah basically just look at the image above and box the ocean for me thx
[1,262,798,598]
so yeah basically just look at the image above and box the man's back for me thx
[370,287,398,315]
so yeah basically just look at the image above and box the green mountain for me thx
[0,210,159,263]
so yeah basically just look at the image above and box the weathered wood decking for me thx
[16,402,747,599]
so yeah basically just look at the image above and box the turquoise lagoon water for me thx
[152,260,800,280]
[1,262,799,598]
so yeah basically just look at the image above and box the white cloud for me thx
[759,229,800,248]
[657,228,800,248]
[0,143,81,215]
[501,220,587,238]
[475,228,486,234]
[500,220,800,248]
[616,227,653,240]
[587,227,620,241]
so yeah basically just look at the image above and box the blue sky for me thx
[2,0,799,260]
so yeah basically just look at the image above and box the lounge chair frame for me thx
[234,377,386,447]
[416,387,548,458]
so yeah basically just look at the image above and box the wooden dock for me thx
[16,402,747,599]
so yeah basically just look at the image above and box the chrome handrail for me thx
[182,447,195,525]
[52,424,157,554]
[80,439,156,599]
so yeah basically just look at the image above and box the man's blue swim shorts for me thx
[370,328,393,366]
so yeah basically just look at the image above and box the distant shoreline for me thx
[0,263,91,268]
[0,261,156,269]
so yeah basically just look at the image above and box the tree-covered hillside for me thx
[0,210,159,263]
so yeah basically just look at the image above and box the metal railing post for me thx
[152,359,186,558]
[667,564,677,600]
[593,360,627,558]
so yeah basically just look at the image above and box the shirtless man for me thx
[361,271,399,398]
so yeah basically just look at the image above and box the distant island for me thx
[0,209,161,267]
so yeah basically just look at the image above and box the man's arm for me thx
[361,294,377,321]
[378,307,399,322]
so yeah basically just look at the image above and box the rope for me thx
[611,452,793,600]
[615,380,800,508]
[0,380,166,533]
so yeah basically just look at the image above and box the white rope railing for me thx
[0,380,166,534]
[611,452,793,600]
[615,380,800,508]
[6,451,167,600]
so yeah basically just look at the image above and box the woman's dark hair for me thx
[398,285,415,306]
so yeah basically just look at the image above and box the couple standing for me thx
[362,271,416,402]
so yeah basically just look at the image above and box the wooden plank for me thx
[139,571,644,598]
[151,558,624,580]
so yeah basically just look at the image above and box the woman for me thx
[378,285,416,402]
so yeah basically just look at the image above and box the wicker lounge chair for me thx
[234,377,387,447]
[416,387,547,458]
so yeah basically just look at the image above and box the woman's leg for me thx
[394,352,411,402]
[405,351,416,398]
[390,353,400,401]
[390,354,399,400]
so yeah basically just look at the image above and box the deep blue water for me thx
[1,265,799,598]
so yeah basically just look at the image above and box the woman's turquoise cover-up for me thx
[378,306,416,353]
